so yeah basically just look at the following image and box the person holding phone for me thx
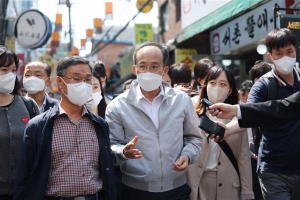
[186,64,254,200]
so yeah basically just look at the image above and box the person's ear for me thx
[132,65,137,75]
[267,52,272,61]
[56,76,62,90]
[228,88,232,97]
[162,66,169,76]
[45,77,51,86]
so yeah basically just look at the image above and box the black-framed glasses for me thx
[63,76,93,85]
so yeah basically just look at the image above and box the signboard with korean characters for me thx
[210,0,286,55]
[14,9,52,49]
[181,0,233,29]
[175,48,198,70]
[135,23,154,45]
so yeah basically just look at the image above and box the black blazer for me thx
[238,91,300,127]
[43,95,59,112]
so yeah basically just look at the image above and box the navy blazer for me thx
[13,105,117,200]
[238,91,300,127]
[43,95,59,112]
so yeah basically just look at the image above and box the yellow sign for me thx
[175,49,198,70]
[287,21,300,29]
[135,23,154,44]
[136,0,154,13]
[120,47,135,78]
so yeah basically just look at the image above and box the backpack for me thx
[20,96,38,119]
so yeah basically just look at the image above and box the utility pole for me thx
[59,0,72,51]
[0,0,8,44]
[66,0,72,51]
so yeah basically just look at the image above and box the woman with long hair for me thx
[0,45,39,199]
[186,64,254,200]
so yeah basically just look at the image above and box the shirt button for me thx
[83,173,85,176]
[218,162,221,166]
[219,183,222,187]
[106,168,109,171]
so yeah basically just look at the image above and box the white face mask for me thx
[207,85,230,104]
[60,77,92,106]
[137,72,162,91]
[0,72,16,94]
[23,76,47,94]
[86,92,102,110]
[272,56,296,75]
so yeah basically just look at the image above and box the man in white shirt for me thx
[105,42,202,200]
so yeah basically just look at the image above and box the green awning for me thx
[175,0,268,44]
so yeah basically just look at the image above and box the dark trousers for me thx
[121,183,191,200]
[0,195,13,200]
[251,158,263,200]
[259,171,300,200]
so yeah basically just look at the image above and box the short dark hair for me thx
[194,58,214,80]
[265,28,297,53]
[57,56,91,76]
[248,60,272,83]
[0,45,20,95]
[91,60,106,78]
[240,80,253,96]
[45,64,51,77]
[133,42,169,66]
[170,63,192,85]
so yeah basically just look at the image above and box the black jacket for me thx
[238,91,300,127]
[43,95,59,112]
[13,105,117,200]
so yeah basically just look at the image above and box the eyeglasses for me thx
[63,76,92,85]
[135,64,163,73]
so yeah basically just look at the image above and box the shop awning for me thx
[175,0,268,44]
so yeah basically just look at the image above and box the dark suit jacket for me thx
[238,91,300,127]
[43,95,59,112]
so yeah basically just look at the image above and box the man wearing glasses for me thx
[106,42,202,200]
[14,56,117,200]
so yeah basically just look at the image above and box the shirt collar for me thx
[136,85,164,102]
[58,103,88,117]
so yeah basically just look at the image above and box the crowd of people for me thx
[0,27,299,200]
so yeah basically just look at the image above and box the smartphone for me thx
[201,98,212,107]
[198,115,225,140]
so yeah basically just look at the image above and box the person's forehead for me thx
[25,63,45,72]
[136,46,163,60]
[66,63,91,75]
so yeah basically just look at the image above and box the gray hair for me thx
[57,56,91,76]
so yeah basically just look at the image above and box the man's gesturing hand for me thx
[173,155,190,171]
[123,136,142,159]
[208,103,238,119]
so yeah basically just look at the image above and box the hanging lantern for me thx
[94,18,103,34]
[51,31,60,47]
[55,13,63,31]
[71,46,79,55]
[105,2,113,20]
[80,39,86,50]
[86,28,93,41]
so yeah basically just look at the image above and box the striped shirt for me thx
[45,105,103,197]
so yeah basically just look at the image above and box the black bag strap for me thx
[20,96,37,119]
[218,140,240,178]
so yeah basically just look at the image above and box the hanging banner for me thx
[175,48,198,69]
[120,47,134,78]
[134,23,154,45]
[279,14,300,64]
